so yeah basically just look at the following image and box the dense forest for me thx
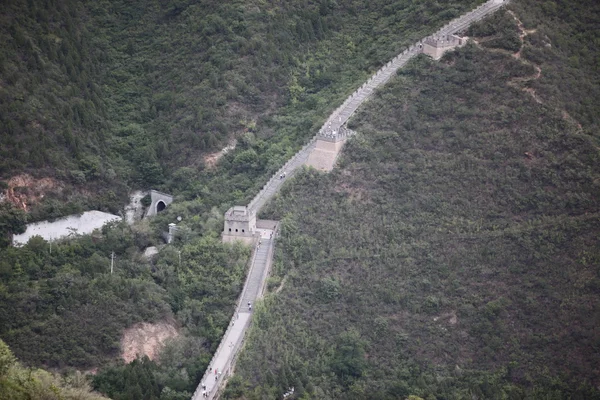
[1,0,598,398]
[226,0,600,399]
[0,0,519,399]
[0,0,480,221]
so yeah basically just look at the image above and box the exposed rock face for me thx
[4,174,63,211]
[121,321,179,363]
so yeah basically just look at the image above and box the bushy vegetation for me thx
[0,0,482,221]
[227,0,600,398]
[0,220,249,398]
[1,2,496,398]
[0,201,27,247]
[2,1,493,395]
[2,0,598,398]
[0,338,109,400]
[1,1,490,394]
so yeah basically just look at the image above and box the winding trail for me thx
[488,9,583,132]
[509,10,583,132]
[506,10,543,103]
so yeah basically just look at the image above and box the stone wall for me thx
[210,1,510,399]
[223,0,509,238]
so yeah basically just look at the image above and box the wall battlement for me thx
[423,34,467,60]
[317,126,355,142]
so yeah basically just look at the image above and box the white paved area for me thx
[12,211,121,245]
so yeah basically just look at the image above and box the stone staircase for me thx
[240,237,272,311]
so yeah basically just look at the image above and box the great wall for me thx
[193,0,508,398]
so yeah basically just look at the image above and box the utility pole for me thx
[110,252,115,275]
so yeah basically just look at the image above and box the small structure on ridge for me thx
[422,34,467,60]
[145,190,174,217]
[222,206,257,245]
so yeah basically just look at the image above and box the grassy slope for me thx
[229,0,600,398]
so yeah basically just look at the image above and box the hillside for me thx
[228,0,600,398]
[0,339,109,400]
[0,0,482,221]
[0,1,504,399]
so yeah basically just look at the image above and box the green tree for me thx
[0,339,16,377]
[0,202,26,247]
[330,330,367,385]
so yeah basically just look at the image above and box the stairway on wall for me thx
[240,238,272,311]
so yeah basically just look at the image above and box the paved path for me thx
[192,228,275,400]
[248,141,315,215]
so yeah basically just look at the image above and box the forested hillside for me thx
[0,221,251,399]
[228,0,600,398]
[0,1,505,399]
[0,339,109,400]
[0,0,481,221]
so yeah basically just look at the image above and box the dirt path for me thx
[508,10,537,60]
[472,9,586,138]
[275,276,287,294]
[125,190,145,225]
[507,10,584,132]
[506,10,543,103]
[204,139,237,169]
[471,10,543,104]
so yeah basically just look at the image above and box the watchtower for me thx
[222,206,257,244]
[305,125,355,171]
[422,34,466,60]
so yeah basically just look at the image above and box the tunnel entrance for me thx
[156,200,166,213]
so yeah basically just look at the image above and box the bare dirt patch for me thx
[204,139,237,169]
[275,276,287,294]
[433,311,458,326]
[121,321,179,363]
[4,174,63,211]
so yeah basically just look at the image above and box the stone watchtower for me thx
[222,206,257,245]
[422,34,466,60]
[305,125,355,171]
